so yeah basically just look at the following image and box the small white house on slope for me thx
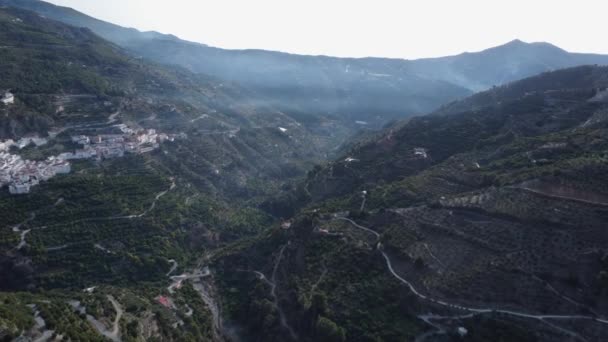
[1,91,14,105]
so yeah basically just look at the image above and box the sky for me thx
[46,0,608,59]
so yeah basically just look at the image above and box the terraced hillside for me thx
[2,3,608,342]
[208,66,608,341]
[0,7,337,341]
[0,6,343,198]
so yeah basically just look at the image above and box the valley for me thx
[0,1,607,342]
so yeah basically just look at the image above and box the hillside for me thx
[0,0,471,128]
[0,6,340,197]
[6,0,608,129]
[208,66,608,341]
[1,2,608,342]
[0,7,343,341]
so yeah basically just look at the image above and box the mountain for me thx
[5,0,608,129]
[409,39,608,91]
[210,66,608,341]
[2,2,608,342]
[0,0,471,128]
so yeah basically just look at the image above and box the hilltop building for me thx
[414,148,428,159]
[1,91,14,105]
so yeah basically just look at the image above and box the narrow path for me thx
[423,243,446,270]
[107,296,123,339]
[107,110,120,125]
[307,260,328,302]
[359,191,367,212]
[30,306,54,342]
[15,180,176,254]
[527,272,597,315]
[113,179,176,219]
[253,244,298,340]
[12,212,36,250]
[45,244,69,252]
[28,179,176,230]
[16,229,31,250]
[190,113,209,123]
[509,185,608,207]
[94,244,114,254]
[191,275,224,342]
[166,259,178,276]
[334,217,379,238]
[540,319,590,342]
[270,245,298,340]
[168,267,210,293]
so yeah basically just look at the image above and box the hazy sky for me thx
[46,0,608,59]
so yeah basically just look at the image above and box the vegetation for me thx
[210,66,608,342]
[1,4,608,342]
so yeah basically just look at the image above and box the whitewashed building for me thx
[1,91,14,105]
[413,148,428,159]
[9,183,30,194]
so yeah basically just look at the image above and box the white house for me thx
[16,138,31,149]
[73,150,92,159]
[53,162,71,174]
[1,91,14,105]
[413,148,428,159]
[457,327,468,337]
[71,135,90,145]
[31,137,48,147]
[58,152,75,160]
[9,183,30,194]
[0,140,15,151]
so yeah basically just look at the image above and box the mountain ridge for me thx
[4,0,608,130]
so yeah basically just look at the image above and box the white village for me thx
[0,125,177,195]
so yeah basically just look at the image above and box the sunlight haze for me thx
[45,0,608,58]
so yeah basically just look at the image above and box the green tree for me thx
[315,316,346,342]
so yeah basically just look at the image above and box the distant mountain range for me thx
[3,0,608,127]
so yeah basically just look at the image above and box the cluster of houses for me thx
[0,151,71,194]
[62,127,174,161]
[0,125,178,195]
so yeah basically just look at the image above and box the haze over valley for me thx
[0,1,607,341]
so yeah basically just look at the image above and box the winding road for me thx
[335,216,608,339]
[29,305,54,342]
[12,212,36,250]
[69,295,124,342]
[86,295,123,342]
[113,179,176,220]
[168,267,210,293]
[166,259,178,276]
